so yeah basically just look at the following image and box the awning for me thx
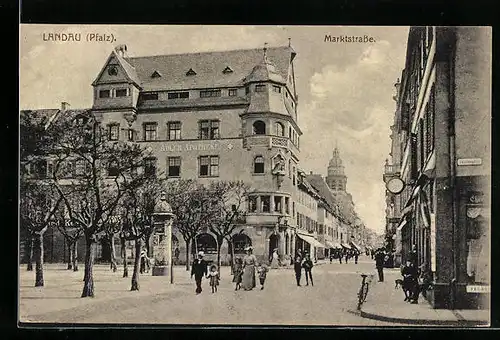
[325,240,342,249]
[396,218,408,232]
[350,241,361,251]
[296,232,327,248]
[422,152,436,177]
[341,243,351,249]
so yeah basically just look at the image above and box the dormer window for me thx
[186,68,196,76]
[151,70,162,78]
[223,66,233,74]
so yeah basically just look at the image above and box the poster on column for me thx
[430,213,436,272]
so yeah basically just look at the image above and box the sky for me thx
[20,25,410,235]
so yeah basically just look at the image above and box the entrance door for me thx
[269,234,279,260]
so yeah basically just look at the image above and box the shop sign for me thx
[430,213,436,272]
[457,158,482,166]
[466,285,490,293]
[160,142,220,152]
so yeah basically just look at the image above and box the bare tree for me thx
[121,179,161,291]
[164,180,218,271]
[20,182,62,286]
[55,208,83,271]
[50,112,154,297]
[208,181,250,269]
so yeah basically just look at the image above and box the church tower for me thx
[326,147,347,192]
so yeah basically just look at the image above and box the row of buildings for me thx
[383,27,490,309]
[21,43,372,266]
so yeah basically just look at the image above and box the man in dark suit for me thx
[374,248,386,282]
[191,251,208,294]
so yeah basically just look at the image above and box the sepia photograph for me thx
[19,25,491,327]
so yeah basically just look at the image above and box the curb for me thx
[359,309,489,327]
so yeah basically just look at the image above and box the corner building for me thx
[384,27,491,309]
[92,44,303,264]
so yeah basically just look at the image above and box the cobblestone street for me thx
[20,257,407,326]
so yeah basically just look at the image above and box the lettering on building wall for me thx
[457,158,482,166]
[159,143,220,152]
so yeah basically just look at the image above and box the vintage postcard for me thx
[19,25,491,326]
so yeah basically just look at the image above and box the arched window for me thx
[191,233,217,254]
[253,120,266,135]
[232,234,252,254]
[275,122,284,136]
[254,156,264,173]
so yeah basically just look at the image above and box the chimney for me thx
[115,44,128,57]
[61,102,70,111]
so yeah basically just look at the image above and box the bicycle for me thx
[357,273,372,310]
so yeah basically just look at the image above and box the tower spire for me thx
[263,42,268,62]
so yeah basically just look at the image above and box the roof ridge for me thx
[125,45,291,60]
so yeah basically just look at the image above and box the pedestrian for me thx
[270,248,279,269]
[140,249,150,274]
[354,250,359,264]
[409,244,418,267]
[191,251,208,294]
[257,262,269,290]
[232,257,243,291]
[206,264,220,294]
[338,249,343,264]
[345,249,350,264]
[375,248,385,282]
[293,254,303,286]
[241,247,257,291]
[370,249,374,260]
[401,259,419,303]
[302,253,314,286]
[329,251,334,263]
[174,246,180,265]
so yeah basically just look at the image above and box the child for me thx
[207,264,220,293]
[257,262,269,290]
[232,257,243,291]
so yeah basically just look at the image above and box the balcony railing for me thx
[243,135,299,154]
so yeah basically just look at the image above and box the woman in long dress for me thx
[270,249,279,269]
[241,247,257,290]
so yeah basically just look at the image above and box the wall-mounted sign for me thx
[386,177,405,195]
[466,285,490,293]
[457,158,482,166]
[160,142,220,152]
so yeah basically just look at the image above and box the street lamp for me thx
[151,192,175,283]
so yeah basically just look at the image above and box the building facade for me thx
[383,27,491,309]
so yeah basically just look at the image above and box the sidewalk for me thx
[358,269,490,326]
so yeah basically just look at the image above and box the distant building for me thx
[383,27,490,309]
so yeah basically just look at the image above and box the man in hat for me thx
[191,251,208,294]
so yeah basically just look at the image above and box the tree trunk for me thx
[227,238,234,275]
[131,238,142,291]
[67,240,73,270]
[185,238,190,271]
[27,235,34,271]
[216,236,223,270]
[110,234,117,272]
[81,234,95,298]
[34,232,44,287]
[145,231,152,257]
[121,237,128,278]
[72,240,79,271]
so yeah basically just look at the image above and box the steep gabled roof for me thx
[306,174,341,217]
[92,50,141,88]
[124,46,294,92]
